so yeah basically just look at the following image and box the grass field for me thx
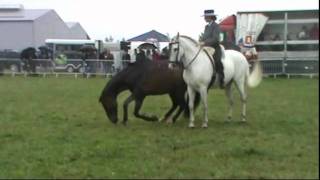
[0,76,318,179]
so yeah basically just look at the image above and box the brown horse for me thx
[99,56,199,125]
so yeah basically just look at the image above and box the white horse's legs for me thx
[199,86,209,128]
[187,87,196,128]
[235,79,247,122]
[225,82,234,121]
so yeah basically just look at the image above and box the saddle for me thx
[203,47,215,67]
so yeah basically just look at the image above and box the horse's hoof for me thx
[241,115,246,122]
[166,118,173,124]
[201,123,208,128]
[158,117,165,122]
[188,124,195,128]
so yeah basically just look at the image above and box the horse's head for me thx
[99,93,118,124]
[168,33,185,69]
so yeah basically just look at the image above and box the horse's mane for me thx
[179,35,199,46]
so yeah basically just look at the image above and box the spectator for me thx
[160,47,169,60]
[309,24,319,40]
[131,48,138,63]
[146,49,152,60]
[101,50,114,74]
[122,49,131,68]
[152,49,161,61]
[105,50,114,60]
[136,48,146,62]
[297,26,308,40]
[273,34,281,41]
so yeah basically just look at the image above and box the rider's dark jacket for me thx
[201,21,221,47]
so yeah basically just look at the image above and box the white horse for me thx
[168,34,262,128]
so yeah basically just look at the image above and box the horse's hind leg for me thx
[134,96,158,122]
[199,86,209,128]
[160,94,178,123]
[225,82,234,121]
[172,105,184,123]
[123,94,135,125]
[235,79,247,122]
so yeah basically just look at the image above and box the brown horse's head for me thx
[99,92,118,124]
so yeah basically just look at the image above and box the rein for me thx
[184,46,203,69]
[169,41,203,69]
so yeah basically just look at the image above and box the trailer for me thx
[219,9,319,75]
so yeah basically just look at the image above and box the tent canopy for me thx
[138,43,157,49]
[128,30,169,42]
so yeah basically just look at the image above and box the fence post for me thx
[283,12,288,76]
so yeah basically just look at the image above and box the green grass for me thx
[0,76,318,179]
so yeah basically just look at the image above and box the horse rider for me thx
[199,9,224,88]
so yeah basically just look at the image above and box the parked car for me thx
[52,52,85,73]
[0,50,22,72]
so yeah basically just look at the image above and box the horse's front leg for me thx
[187,87,196,128]
[123,94,135,125]
[199,86,209,128]
[133,96,158,122]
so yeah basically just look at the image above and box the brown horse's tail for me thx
[183,92,201,118]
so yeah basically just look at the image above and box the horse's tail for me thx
[247,60,263,88]
[183,92,201,118]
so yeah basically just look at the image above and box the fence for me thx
[259,50,319,78]
[0,57,318,78]
[0,58,131,77]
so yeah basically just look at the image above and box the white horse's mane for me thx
[179,35,199,46]
[178,35,215,55]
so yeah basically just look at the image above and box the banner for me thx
[236,13,269,46]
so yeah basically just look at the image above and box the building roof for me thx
[237,9,318,14]
[66,22,78,28]
[45,39,95,45]
[0,8,52,21]
[128,30,169,42]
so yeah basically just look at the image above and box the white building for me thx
[0,4,89,51]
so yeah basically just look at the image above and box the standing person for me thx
[136,48,146,62]
[104,50,114,74]
[122,49,131,68]
[309,24,319,40]
[152,49,161,61]
[199,9,224,88]
[146,49,152,60]
[131,48,138,63]
[297,26,308,40]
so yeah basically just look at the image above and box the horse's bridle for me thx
[169,41,180,64]
[169,40,203,69]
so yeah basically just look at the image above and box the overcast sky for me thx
[1,0,319,41]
